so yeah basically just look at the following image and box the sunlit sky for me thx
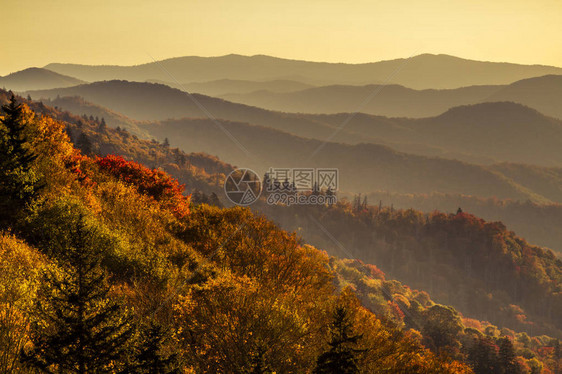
[2,0,562,75]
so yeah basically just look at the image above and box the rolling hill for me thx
[44,53,562,89]
[140,116,556,203]
[25,80,346,142]
[221,83,501,117]
[0,67,84,91]
[26,80,562,169]
[221,75,562,120]
[2,92,482,373]
[485,74,562,119]
[304,102,562,167]
[22,89,562,256]
[42,95,148,136]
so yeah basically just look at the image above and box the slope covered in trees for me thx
[257,200,562,341]
[0,96,474,372]
[5,92,562,372]
[361,191,562,257]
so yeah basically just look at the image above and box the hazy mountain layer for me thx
[221,75,562,120]
[0,67,84,91]
[44,53,562,89]
[27,81,562,168]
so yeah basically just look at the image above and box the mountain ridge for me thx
[0,67,85,91]
[44,53,562,89]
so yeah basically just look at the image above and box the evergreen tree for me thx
[20,215,134,373]
[0,94,42,226]
[98,118,106,132]
[498,337,521,374]
[314,306,363,374]
[131,322,179,374]
[468,337,500,374]
[76,132,93,156]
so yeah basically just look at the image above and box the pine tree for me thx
[76,132,93,156]
[20,215,134,373]
[468,337,500,374]
[98,118,106,132]
[314,306,363,374]
[498,337,521,374]
[0,94,42,226]
[131,322,179,374]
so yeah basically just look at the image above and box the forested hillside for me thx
[362,191,562,257]
[5,92,562,372]
[0,96,478,372]
[257,200,562,340]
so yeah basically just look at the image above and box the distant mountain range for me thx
[0,67,84,91]
[26,81,562,202]
[306,102,562,167]
[26,80,562,168]
[220,75,562,119]
[141,116,553,203]
[221,83,500,117]
[44,53,562,89]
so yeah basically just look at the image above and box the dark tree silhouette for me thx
[131,322,179,374]
[76,132,93,156]
[0,94,42,226]
[20,216,134,373]
[314,306,363,374]
[498,337,521,374]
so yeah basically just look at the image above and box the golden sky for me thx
[2,0,561,75]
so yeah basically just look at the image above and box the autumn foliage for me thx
[95,154,191,218]
[8,92,562,373]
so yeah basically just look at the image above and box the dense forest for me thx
[258,198,562,337]
[0,94,480,372]
[2,91,562,372]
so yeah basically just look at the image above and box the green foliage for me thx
[0,94,42,226]
[20,214,135,373]
[422,305,463,354]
